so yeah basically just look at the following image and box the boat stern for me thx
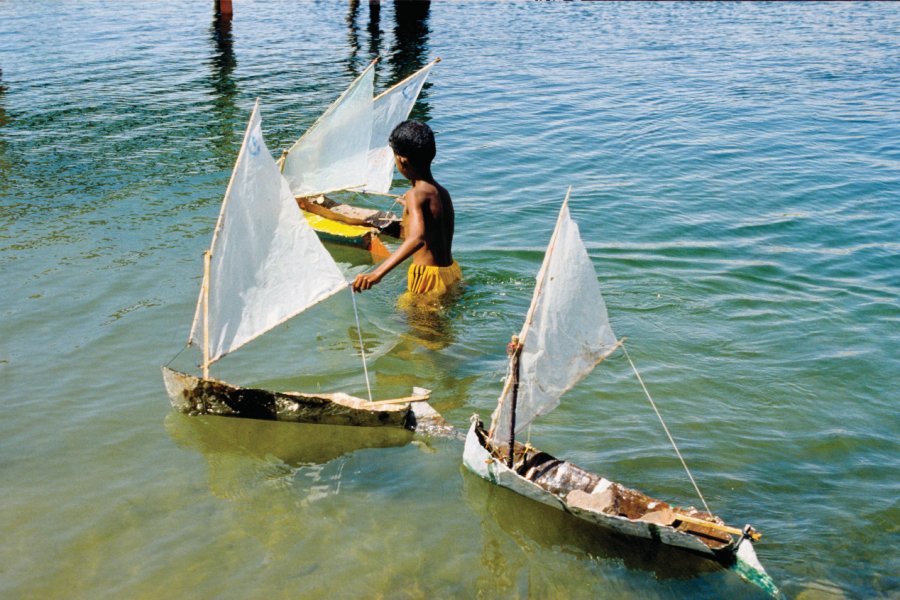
[733,531,782,598]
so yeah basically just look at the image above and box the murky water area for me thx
[1,2,898,598]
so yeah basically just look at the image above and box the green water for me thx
[1,2,898,598]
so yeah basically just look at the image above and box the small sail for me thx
[282,63,376,196]
[362,61,436,194]
[190,101,347,364]
[490,195,619,445]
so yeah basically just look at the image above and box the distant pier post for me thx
[216,0,233,16]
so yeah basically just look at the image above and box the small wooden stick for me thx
[202,250,211,379]
[363,396,430,407]
[674,514,762,541]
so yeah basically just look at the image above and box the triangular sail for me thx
[490,192,619,445]
[283,59,436,197]
[282,62,376,196]
[363,61,437,193]
[189,100,347,364]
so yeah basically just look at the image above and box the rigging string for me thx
[165,343,189,368]
[622,344,711,515]
[349,286,374,403]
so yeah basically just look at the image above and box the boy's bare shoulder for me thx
[409,181,442,203]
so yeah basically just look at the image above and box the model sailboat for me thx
[162,100,451,437]
[462,189,780,596]
[278,58,439,257]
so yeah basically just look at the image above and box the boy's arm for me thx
[352,192,426,292]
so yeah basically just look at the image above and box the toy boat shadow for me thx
[165,410,414,468]
[461,466,725,582]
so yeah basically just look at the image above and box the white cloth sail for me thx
[282,63,376,196]
[363,62,436,193]
[190,100,347,364]
[490,195,619,445]
[283,60,436,197]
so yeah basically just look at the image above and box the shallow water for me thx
[1,2,898,598]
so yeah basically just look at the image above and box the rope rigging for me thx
[622,343,711,514]
[349,286,373,403]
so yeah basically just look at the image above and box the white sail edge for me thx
[372,57,440,103]
[363,59,438,194]
[518,186,572,347]
[285,59,378,156]
[196,101,349,365]
[487,187,571,441]
[205,283,347,366]
[489,188,620,445]
[188,99,262,346]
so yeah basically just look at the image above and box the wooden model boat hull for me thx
[161,367,456,437]
[462,418,780,597]
[301,211,392,259]
[297,194,399,258]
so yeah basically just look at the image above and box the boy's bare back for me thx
[403,179,454,268]
[352,120,458,295]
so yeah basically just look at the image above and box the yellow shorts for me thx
[407,260,462,295]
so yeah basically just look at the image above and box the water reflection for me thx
[344,2,434,119]
[346,1,387,83]
[0,67,9,127]
[367,1,383,64]
[400,295,460,351]
[0,68,9,191]
[207,8,239,166]
[346,0,362,77]
[165,413,413,500]
[461,469,723,595]
[390,0,432,121]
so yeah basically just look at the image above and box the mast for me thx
[489,188,572,445]
[188,99,261,363]
[202,250,211,379]
[506,335,522,469]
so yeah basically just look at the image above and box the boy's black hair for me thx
[389,120,436,166]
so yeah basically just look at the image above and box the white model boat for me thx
[463,189,780,597]
[162,100,451,437]
[279,58,439,257]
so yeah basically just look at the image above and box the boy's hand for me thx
[352,272,382,292]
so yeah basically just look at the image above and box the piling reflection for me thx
[207,8,239,167]
[0,68,9,190]
[0,67,9,128]
[346,0,362,78]
[390,0,432,121]
[165,412,413,500]
[368,1,383,64]
[347,1,386,83]
[461,468,722,595]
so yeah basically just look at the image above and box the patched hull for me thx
[162,367,456,437]
[462,418,780,597]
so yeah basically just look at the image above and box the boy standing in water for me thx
[352,120,460,299]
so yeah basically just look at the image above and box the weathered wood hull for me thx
[161,367,456,437]
[462,418,780,597]
[297,194,401,238]
[297,194,400,258]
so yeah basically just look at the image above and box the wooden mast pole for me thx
[202,250,211,379]
[191,99,259,375]
[488,187,572,445]
[506,335,522,469]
